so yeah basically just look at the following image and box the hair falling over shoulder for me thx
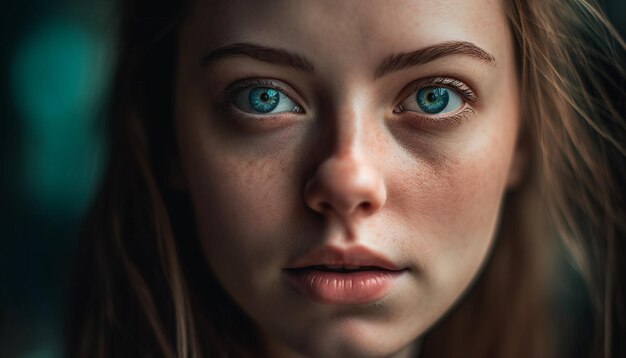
[66,0,625,357]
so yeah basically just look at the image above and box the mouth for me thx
[294,264,387,272]
[284,245,404,271]
[282,246,407,305]
[283,266,405,305]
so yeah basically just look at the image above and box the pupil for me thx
[260,92,270,102]
[416,87,449,114]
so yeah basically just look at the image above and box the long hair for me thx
[423,1,626,357]
[66,0,626,357]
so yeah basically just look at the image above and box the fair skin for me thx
[174,0,521,357]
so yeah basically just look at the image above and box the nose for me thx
[304,154,387,220]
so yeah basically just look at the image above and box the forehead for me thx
[181,0,509,71]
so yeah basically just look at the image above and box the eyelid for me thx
[218,77,306,114]
[391,76,477,130]
[397,76,477,105]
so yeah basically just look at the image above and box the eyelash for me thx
[215,78,303,120]
[392,76,477,129]
[217,76,477,127]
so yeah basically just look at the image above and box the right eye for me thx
[233,86,302,114]
[398,86,465,115]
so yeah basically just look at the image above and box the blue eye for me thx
[417,87,449,113]
[398,86,464,115]
[249,87,279,113]
[233,86,301,114]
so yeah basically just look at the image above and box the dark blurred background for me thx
[0,1,624,357]
[2,1,112,357]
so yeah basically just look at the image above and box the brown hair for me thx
[424,1,626,357]
[67,0,626,357]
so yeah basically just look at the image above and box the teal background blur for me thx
[2,1,113,357]
[0,1,624,357]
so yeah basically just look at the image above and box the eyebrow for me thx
[201,42,315,73]
[201,41,495,77]
[375,41,496,78]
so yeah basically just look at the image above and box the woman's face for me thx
[175,0,521,357]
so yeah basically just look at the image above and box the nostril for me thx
[320,202,332,212]
[316,201,373,217]
[360,202,372,212]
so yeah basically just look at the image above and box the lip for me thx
[284,245,404,271]
[283,245,406,304]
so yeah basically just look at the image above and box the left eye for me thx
[233,87,301,114]
[399,86,464,115]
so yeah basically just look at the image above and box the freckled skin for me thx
[174,0,522,357]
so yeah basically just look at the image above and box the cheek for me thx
[180,137,307,285]
[432,150,507,268]
[390,109,519,301]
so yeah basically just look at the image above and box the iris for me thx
[416,87,449,114]
[249,87,280,113]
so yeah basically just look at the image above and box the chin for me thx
[271,317,419,358]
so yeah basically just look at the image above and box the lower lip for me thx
[283,268,403,304]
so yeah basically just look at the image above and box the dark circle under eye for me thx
[249,87,280,113]
[416,87,449,114]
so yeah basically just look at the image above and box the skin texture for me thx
[174,0,522,357]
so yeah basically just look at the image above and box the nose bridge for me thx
[304,96,387,221]
[324,96,381,186]
[330,91,373,161]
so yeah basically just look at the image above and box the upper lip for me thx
[284,245,404,271]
